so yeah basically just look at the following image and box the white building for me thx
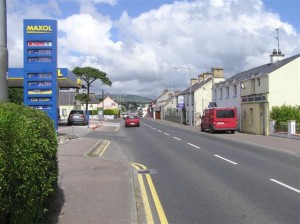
[213,51,300,135]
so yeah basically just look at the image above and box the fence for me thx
[269,120,300,140]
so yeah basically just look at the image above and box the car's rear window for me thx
[70,110,84,115]
[216,110,235,118]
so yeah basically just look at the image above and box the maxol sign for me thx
[23,19,58,130]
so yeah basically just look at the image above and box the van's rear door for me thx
[215,109,237,129]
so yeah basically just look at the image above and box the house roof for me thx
[179,77,212,95]
[59,91,77,105]
[86,93,101,104]
[215,54,300,87]
[59,92,100,105]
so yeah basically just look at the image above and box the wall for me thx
[268,58,300,108]
[194,81,213,125]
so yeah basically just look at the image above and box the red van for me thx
[200,107,237,133]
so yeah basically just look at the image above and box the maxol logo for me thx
[27,25,52,34]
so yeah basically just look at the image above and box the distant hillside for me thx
[96,94,153,103]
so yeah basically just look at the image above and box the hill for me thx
[96,94,153,104]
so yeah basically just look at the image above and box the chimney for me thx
[198,74,204,82]
[203,72,212,80]
[190,77,198,86]
[211,68,224,78]
[270,49,285,63]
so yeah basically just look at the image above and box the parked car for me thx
[125,114,140,127]
[201,107,237,133]
[67,110,88,125]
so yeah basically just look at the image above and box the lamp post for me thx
[174,67,192,126]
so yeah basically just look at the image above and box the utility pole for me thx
[0,0,8,101]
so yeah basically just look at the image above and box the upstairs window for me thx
[226,87,229,98]
[233,85,237,96]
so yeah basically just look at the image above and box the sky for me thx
[7,0,300,98]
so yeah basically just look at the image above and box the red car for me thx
[125,114,140,127]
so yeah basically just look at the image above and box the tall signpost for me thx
[0,0,8,101]
[23,19,58,130]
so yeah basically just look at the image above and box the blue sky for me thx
[7,0,300,97]
[263,0,300,31]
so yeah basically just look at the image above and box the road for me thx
[115,118,300,224]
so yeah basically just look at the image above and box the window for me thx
[233,85,237,96]
[249,108,254,124]
[226,87,229,98]
[213,90,217,100]
[252,79,255,92]
[216,109,235,118]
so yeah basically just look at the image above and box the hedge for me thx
[0,102,58,224]
[270,105,300,123]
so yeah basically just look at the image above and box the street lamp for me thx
[174,67,193,126]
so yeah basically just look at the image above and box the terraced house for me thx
[213,51,300,135]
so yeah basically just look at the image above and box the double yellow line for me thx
[131,162,168,224]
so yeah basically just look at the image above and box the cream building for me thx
[152,90,175,119]
[178,68,225,126]
[213,51,300,135]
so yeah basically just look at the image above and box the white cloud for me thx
[6,0,300,98]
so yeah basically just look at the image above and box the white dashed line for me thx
[187,143,200,149]
[158,130,162,132]
[214,155,238,165]
[153,128,156,130]
[164,133,170,135]
[173,137,181,141]
[270,179,300,194]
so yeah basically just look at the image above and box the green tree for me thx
[72,67,112,114]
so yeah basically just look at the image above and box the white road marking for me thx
[164,133,170,135]
[187,143,200,149]
[270,179,300,194]
[173,137,181,141]
[158,130,162,132]
[153,128,156,130]
[214,155,238,165]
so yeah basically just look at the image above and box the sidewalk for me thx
[149,118,300,156]
[54,129,138,224]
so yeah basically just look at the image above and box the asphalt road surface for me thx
[116,118,300,224]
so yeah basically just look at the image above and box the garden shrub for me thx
[104,108,118,115]
[270,105,300,132]
[270,105,300,122]
[0,102,58,224]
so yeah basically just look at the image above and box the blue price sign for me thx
[23,19,58,130]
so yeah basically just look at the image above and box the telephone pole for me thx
[0,0,8,101]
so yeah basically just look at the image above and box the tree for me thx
[72,66,112,114]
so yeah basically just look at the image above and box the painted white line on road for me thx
[270,179,300,194]
[157,130,162,132]
[164,133,170,135]
[214,155,238,165]
[153,128,156,130]
[173,137,181,141]
[187,143,200,149]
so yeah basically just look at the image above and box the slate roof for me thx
[59,91,77,105]
[179,77,212,95]
[59,92,100,105]
[215,54,300,87]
